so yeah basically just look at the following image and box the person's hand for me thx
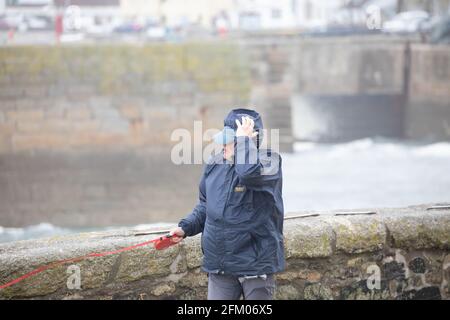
[169,226,185,243]
[235,116,259,138]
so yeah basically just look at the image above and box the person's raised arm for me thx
[234,116,281,191]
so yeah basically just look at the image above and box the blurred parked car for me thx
[0,14,25,31]
[85,23,115,37]
[23,15,53,31]
[0,16,12,30]
[303,22,380,36]
[383,10,430,34]
[113,22,144,33]
[2,14,53,32]
[145,24,166,40]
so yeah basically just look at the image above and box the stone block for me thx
[284,219,333,258]
[183,235,203,269]
[330,216,386,254]
[383,212,450,250]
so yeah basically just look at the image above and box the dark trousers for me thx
[207,273,276,300]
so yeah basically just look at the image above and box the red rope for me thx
[0,236,171,290]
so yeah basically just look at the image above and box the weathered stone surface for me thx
[0,205,449,300]
[275,270,321,282]
[397,286,442,300]
[183,235,203,269]
[283,220,333,258]
[0,229,171,298]
[274,285,300,300]
[178,271,208,288]
[383,211,450,250]
[151,282,176,296]
[340,280,390,300]
[0,263,68,299]
[116,246,182,282]
[304,283,334,300]
[0,44,251,154]
[409,257,427,274]
[347,257,365,268]
[76,255,119,290]
[179,288,207,300]
[329,216,386,254]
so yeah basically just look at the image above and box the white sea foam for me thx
[293,139,450,159]
[293,142,318,153]
[412,142,450,158]
[2,139,450,244]
[0,223,72,243]
[0,222,175,243]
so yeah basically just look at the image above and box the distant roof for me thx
[7,0,51,7]
[53,0,120,6]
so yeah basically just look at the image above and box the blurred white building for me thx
[120,0,234,28]
[12,0,448,33]
[119,0,351,30]
[228,0,298,30]
[293,0,349,29]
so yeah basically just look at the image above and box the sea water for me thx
[1,138,449,243]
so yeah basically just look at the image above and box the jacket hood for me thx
[223,108,264,148]
[224,108,263,132]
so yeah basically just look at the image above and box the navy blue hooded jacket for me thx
[178,109,285,276]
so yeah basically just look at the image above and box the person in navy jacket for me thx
[170,108,284,300]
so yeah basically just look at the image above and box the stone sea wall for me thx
[0,41,290,228]
[1,39,449,228]
[0,43,251,152]
[0,204,448,300]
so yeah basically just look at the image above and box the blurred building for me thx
[227,0,298,30]
[1,0,53,15]
[294,0,348,29]
[2,0,449,35]
[53,0,120,16]
[1,1,123,20]
[146,0,233,28]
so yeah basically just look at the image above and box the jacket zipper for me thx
[219,164,235,273]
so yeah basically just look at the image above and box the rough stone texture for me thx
[0,205,448,300]
[283,220,333,258]
[151,283,176,296]
[382,210,450,250]
[274,285,300,300]
[329,216,387,254]
[0,41,294,227]
[183,235,203,269]
[304,283,334,300]
[0,44,252,154]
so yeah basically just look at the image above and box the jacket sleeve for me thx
[178,165,207,237]
[234,136,282,191]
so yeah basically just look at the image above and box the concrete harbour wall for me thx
[405,44,450,141]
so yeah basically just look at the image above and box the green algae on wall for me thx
[0,44,252,97]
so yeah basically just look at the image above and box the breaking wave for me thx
[0,222,175,244]
[293,139,450,158]
[0,223,72,243]
[2,139,449,244]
